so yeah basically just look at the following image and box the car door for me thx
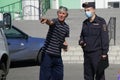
[4,26,29,61]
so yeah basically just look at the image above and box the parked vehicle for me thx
[0,13,11,80]
[4,26,45,67]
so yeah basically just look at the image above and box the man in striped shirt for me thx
[40,6,69,80]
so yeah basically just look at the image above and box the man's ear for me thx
[66,13,68,17]
[57,11,59,16]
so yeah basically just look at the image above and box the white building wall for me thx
[0,13,3,21]
[95,0,108,8]
[22,0,39,20]
[81,0,120,9]
[51,0,59,9]
[81,0,95,3]
[109,0,120,2]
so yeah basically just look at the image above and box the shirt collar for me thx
[92,15,99,23]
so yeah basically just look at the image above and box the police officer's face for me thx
[57,11,68,22]
[84,7,95,15]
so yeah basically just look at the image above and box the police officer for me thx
[79,2,109,80]
[40,6,69,80]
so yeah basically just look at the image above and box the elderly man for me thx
[79,2,109,80]
[39,6,69,80]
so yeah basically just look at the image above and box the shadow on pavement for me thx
[10,60,39,68]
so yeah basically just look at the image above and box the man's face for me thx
[84,7,95,14]
[57,11,68,22]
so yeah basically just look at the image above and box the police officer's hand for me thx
[79,41,86,47]
[40,18,48,24]
[101,55,107,60]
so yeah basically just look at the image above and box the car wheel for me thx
[37,49,43,65]
[0,62,7,80]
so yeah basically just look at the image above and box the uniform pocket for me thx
[91,26,101,36]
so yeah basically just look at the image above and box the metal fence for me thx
[40,0,50,16]
[0,1,22,20]
[0,0,50,20]
[108,17,116,45]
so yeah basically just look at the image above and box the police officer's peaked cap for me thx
[82,2,95,9]
[59,6,68,12]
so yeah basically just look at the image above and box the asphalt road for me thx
[7,64,120,80]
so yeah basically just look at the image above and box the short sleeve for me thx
[49,18,57,27]
[52,18,57,24]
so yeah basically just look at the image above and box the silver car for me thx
[0,13,11,80]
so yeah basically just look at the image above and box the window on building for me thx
[108,2,120,8]
[114,2,119,8]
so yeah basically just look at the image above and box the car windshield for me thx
[4,27,24,38]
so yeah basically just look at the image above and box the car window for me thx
[4,27,24,38]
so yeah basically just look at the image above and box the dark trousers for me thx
[40,53,63,80]
[84,50,105,80]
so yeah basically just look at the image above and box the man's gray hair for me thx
[58,6,68,12]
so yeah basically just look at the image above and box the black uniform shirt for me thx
[43,18,69,56]
[80,15,109,54]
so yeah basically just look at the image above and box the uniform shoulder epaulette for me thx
[97,16,105,23]
[83,19,89,24]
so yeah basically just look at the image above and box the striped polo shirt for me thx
[43,18,69,56]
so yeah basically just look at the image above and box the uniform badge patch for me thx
[93,23,99,25]
[103,24,107,31]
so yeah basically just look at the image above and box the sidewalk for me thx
[64,64,119,80]
[62,46,120,64]
[7,64,120,80]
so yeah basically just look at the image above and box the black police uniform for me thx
[79,15,109,80]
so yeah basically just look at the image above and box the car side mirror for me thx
[3,13,12,29]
